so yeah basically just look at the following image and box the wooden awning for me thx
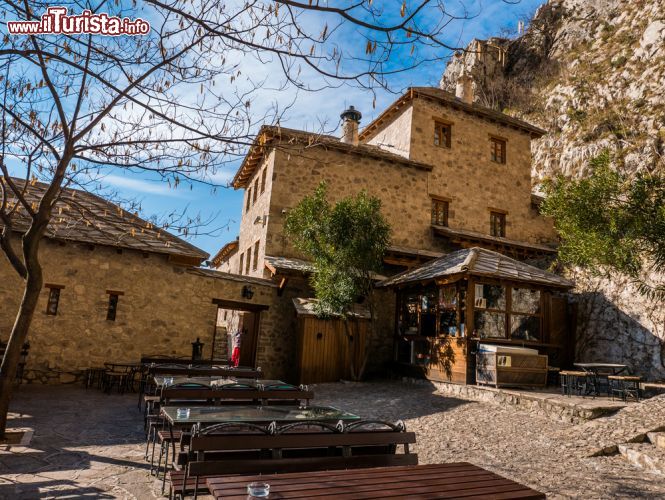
[432,225,557,259]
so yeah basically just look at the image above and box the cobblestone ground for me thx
[1,382,664,499]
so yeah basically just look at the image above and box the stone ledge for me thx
[402,377,627,424]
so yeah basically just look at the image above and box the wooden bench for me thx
[168,420,417,499]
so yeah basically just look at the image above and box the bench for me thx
[168,420,417,499]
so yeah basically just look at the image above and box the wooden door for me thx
[548,296,572,368]
[239,312,259,368]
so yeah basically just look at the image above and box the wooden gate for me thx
[296,316,369,384]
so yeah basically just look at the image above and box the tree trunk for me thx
[355,295,375,381]
[0,239,43,438]
[342,319,358,381]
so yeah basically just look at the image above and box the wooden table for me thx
[206,463,546,499]
[574,363,627,375]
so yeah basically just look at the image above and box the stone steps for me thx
[618,442,665,475]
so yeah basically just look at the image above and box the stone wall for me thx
[0,237,306,383]
[570,268,665,381]
[233,150,274,279]
[365,97,557,246]
[265,145,437,261]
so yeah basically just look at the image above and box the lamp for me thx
[242,285,254,299]
[253,215,267,225]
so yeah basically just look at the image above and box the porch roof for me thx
[377,247,573,289]
[292,298,371,319]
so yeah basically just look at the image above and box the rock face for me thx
[440,0,665,379]
[442,0,665,179]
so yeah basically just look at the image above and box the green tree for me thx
[285,182,391,380]
[541,151,665,299]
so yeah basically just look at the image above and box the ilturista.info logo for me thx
[7,7,150,36]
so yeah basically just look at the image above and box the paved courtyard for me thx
[1,382,664,499]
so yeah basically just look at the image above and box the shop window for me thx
[490,137,506,164]
[474,283,506,310]
[420,290,438,337]
[45,284,64,316]
[512,288,540,314]
[510,287,542,341]
[475,310,506,338]
[434,121,452,148]
[510,315,541,341]
[438,285,458,336]
[474,283,507,339]
[431,198,449,226]
[490,211,506,237]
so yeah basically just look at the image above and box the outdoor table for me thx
[153,375,236,388]
[160,404,359,464]
[205,463,546,499]
[104,361,142,392]
[162,404,358,428]
[574,363,627,375]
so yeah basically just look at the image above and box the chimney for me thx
[455,72,474,105]
[340,106,362,145]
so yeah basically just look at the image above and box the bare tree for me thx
[0,0,479,436]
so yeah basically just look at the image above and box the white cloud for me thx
[103,175,189,198]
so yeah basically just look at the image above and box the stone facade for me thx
[0,236,299,383]
[214,88,560,382]
[364,96,556,245]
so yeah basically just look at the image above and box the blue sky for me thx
[6,0,544,259]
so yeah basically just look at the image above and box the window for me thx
[510,288,542,341]
[45,284,63,315]
[474,283,507,339]
[106,291,123,321]
[490,137,506,164]
[472,283,543,342]
[490,211,506,237]
[431,198,449,227]
[260,169,267,193]
[253,179,259,203]
[245,188,252,212]
[238,253,244,274]
[253,241,260,271]
[434,121,452,148]
[245,247,251,274]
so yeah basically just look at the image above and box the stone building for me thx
[0,181,295,383]
[0,85,573,385]
[214,85,568,383]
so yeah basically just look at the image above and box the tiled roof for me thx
[378,247,573,289]
[360,87,546,141]
[187,267,277,287]
[265,254,387,281]
[264,255,314,274]
[292,298,371,319]
[232,125,432,188]
[2,178,208,261]
[211,240,239,267]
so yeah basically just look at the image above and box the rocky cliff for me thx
[442,0,665,180]
[441,0,665,379]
